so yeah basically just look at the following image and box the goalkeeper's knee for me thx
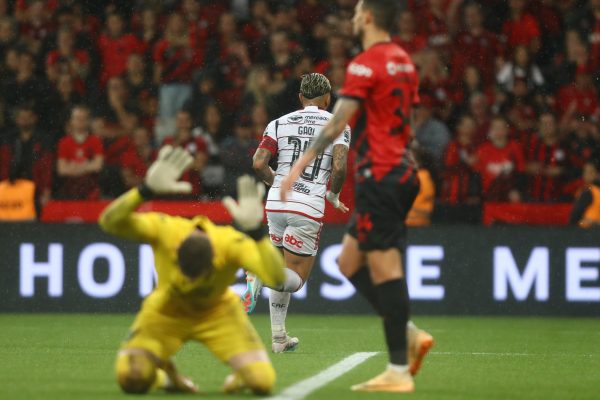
[237,360,276,395]
[115,349,157,394]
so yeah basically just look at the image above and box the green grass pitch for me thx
[0,314,598,399]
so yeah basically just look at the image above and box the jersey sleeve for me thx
[228,234,285,289]
[332,124,351,148]
[99,188,164,243]
[258,120,278,154]
[339,56,376,101]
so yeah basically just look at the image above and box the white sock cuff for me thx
[387,363,409,373]
[281,268,303,292]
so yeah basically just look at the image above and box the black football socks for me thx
[376,278,410,366]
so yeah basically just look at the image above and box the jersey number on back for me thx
[390,88,408,136]
[288,137,324,181]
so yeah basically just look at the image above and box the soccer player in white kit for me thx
[247,73,350,352]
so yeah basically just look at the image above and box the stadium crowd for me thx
[1,0,600,217]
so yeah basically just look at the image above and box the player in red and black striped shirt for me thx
[281,0,432,393]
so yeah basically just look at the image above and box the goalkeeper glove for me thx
[141,145,194,196]
[222,176,266,236]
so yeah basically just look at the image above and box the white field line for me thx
[269,352,378,400]
[431,351,594,357]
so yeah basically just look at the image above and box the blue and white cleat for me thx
[242,272,262,314]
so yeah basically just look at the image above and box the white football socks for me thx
[269,268,303,337]
[274,268,303,292]
[270,290,291,336]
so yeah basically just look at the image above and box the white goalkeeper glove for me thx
[326,190,349,213]
[222,175,266,232]
[143,145,194,195]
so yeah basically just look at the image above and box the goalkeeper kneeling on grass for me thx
[99,145,285,395]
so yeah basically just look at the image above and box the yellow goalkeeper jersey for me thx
[99,188,284,315]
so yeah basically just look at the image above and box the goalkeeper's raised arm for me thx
[222,176,285,289]
[99,145,194,242]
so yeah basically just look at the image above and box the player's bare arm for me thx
[252,148,275,186]
[330,144,348,194]
[326,144,350,213]
[280,98,360,201]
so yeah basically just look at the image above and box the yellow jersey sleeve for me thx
[99,188,165,243]
[226,231,285,289]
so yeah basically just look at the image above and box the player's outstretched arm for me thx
[99,146,193,242]
[223,176,285,288]
[280,98,359,201]
[252,148,275,186]
[326,143,350,213]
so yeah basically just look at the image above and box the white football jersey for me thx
[262,105,351,220]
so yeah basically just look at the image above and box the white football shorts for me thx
[266,211,323,256]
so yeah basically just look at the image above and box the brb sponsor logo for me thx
[285,234,304,249]
[292,182,310,194]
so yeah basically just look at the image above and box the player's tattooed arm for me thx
[309,98,360,154]
[252,148,275,186]
[330,144,348,194]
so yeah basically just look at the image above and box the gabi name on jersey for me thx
[261,106,350,220]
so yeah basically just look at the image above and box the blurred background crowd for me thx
[1,0,600,219]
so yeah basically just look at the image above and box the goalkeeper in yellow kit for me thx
[99,145,285,395]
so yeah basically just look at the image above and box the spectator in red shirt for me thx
[392,10,427,61]
[440,114,481,205]
[45,27,89,93]
[475,116,526,202]
[0,105,53,206]
[56,105,103,199]
[523,112,570,202]
[451,2,503,85]
[557,63,600,119]
[97,13,144,87]
[162,110,208,197]
[153,12,202,142]
[120,126,155,189]
[502,0,541,55]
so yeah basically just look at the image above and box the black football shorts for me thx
[348,171,420,252]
